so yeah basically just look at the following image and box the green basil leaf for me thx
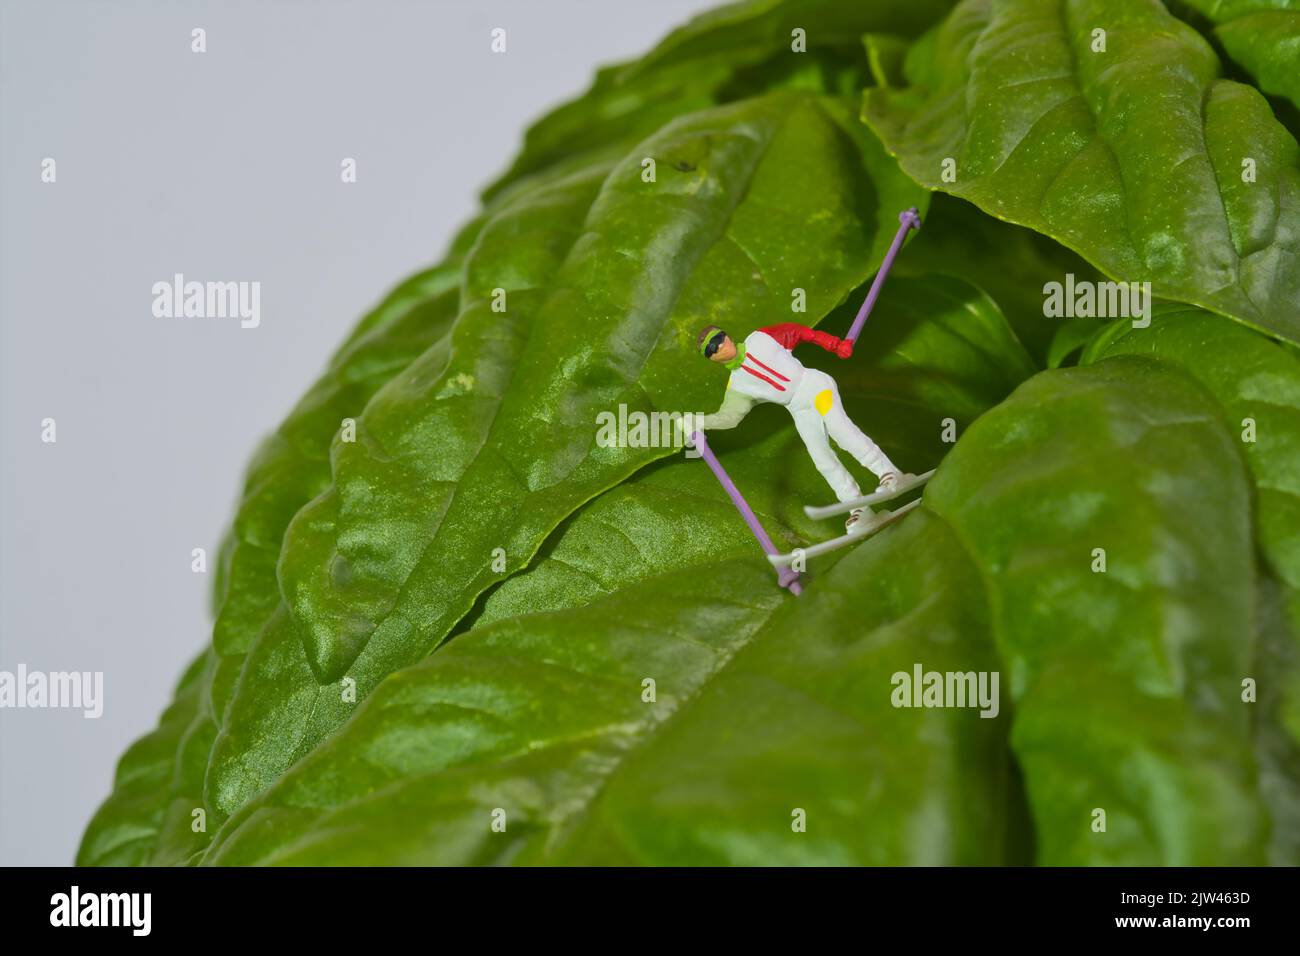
[485,0,960,199]
[628,0,957,75]
[1046,317,1110,368]
[924,358,1266,863]
[201,512,1022,866]
[862,33,911,88]
[1082,304,1300,595]
[213,265,465,666]
[1176,0,1300,113]
[1079,305,1300,863]
[894,194,1105,364]
[1254,572,1300,864]
[863,0,1300,345]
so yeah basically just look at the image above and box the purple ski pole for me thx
[845,207,921,345]
[692,430,802,596]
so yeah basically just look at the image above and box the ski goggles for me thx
[699,327,728,358]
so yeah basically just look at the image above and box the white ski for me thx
[802,469,935,521]
[768,498,922,568]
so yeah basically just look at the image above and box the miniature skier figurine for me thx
[695,322,911,532]
[684,209,926,586]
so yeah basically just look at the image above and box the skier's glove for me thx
[834,338,853,359]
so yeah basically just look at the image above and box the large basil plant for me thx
[81,0,1300,866]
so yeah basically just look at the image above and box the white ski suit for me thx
[699,324,897,503]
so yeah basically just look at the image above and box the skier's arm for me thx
[761,322,852,358]
[698,388,756,431]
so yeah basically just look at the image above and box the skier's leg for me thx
[791,407,862,503]
[819,380,899,480]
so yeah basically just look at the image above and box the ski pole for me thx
[692,430,802,596]
[845,207,921,345]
